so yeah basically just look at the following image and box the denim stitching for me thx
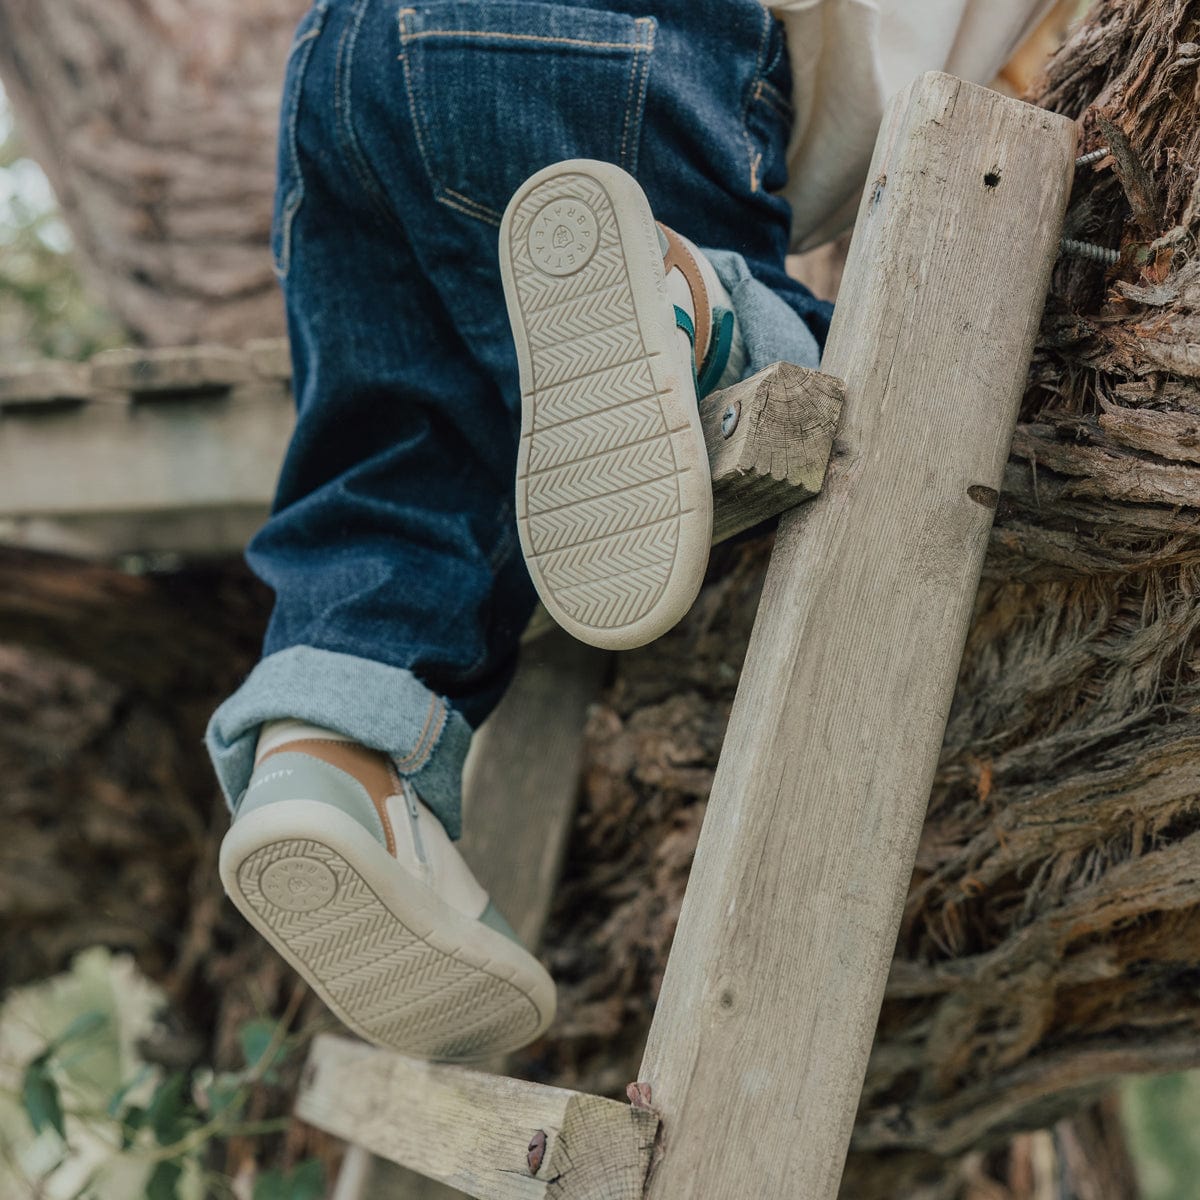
[397,12,505,223]
[618,17,655,172]
[756,78,793,122]
[393,695,440,768]
[395,696,447,772]
[396,10,438,197]
[274,2,331,279]
[399,29,646,51]
[399,8,652,224]
[763,19,785,76]
[291,27,321,53]
[443,186,503,225]
[623,18,656,176]
[740,8,774,194]
[273,191,303,280]
[334,0,404,233]
[438,194,503,225]
[618,27,640,170]
[414,701,445,771]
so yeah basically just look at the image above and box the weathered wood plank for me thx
[245,337,292,381]
[0,387,291,513]
[0,360,90,411]
[0,342,832,561]
[89,344,252,395]
[699,361,844,544]
[637,73,1076,1200]
[297,1035,658,1200]
[460,629,609,950]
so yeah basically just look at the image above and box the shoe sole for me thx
[500,159,713,651]
[219,800,556,1060]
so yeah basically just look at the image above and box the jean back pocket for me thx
[397,2,656,226]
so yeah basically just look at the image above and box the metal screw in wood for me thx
[1060,237,1120,265]
[1075,147,1111,167]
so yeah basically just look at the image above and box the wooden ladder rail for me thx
[637,73,1074,1198]
[299,71,1075,1200]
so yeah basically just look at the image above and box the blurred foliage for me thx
[1122,1072,1200,1200]
[1,948,320,1200]
[0,83,126,363]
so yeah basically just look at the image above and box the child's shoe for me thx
[219,720,555,1060]
[501,159,744,651]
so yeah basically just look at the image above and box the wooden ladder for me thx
[296,74,1076,1200]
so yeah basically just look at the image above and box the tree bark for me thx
[0,0,300,345]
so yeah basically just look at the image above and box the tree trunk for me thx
[0,0,300,345]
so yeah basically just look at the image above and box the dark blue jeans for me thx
[207,0,832,838]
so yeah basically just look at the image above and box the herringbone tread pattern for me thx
[509,171,685,633]
[531,358,657,428]
[237,838,541,1059]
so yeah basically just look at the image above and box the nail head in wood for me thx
[527,1129,547,1174]
[721,402,740,438]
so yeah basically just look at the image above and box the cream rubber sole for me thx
[219,800,555,1060]
[501,159,713,651]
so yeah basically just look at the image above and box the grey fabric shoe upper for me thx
[238,751,389,849]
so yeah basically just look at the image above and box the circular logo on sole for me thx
[260,856,337,912]
[527,197,599,276]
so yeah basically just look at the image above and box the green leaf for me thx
[21,1054,65,1139]
[53,1010,109,1048]
[120,1104,146,1149]
[253,1161,324,1200]
[238,1018,288,1075]
[287,1160,324,1200]
[145,1073,191,1146]
[252,1170,287,1200]
[204,1075,245,1120]
[145,1159,182,1200]
[107,1063,154,1118]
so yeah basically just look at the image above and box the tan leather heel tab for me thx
[658,221,712,369]
[260,738,398,856]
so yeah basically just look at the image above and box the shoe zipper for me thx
[401,778,428,868]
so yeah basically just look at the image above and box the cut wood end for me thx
[703,360,846,544]
[703,360,845,486]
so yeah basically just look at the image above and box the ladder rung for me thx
[297,1034,659,1200]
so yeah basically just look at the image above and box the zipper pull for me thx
[402,778,428,867]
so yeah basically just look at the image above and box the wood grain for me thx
[297,1034,658,1200]
[637,73,1076,1200]
[459,630,609,951]
[699,362,844,545]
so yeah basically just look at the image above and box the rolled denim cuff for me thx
[701,247,823,375]
[205,646,472,839]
